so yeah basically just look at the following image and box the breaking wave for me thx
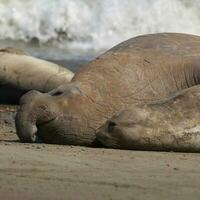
[0,0,200,59]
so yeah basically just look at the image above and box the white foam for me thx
[0,0,199,58]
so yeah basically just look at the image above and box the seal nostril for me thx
[108,121,117,132]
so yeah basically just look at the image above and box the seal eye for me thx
[108,121,117,132]
[51,91,63,96]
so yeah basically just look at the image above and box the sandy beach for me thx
[0,105,199,200]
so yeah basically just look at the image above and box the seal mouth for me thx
[15,106,58,143]
[33,116,58,142]
[36,116,57,126]
[96,130,121,149]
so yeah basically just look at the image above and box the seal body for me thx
[0,48,74,103]
[15,33,200,151]
[97,86,200,152]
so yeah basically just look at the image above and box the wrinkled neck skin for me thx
[15,81,116,146]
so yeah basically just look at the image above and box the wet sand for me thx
[0,105,200,200]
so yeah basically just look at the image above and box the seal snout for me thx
[15,105,38,143]
[15,90,59,143]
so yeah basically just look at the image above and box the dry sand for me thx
[0,105,200,200]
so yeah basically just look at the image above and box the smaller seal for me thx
[97,85,200,152]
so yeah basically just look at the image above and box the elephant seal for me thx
[15,33,200,149]
[97,85,200,152]
[0,47,74,103]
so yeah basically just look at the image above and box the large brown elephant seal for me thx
[97,85,200,152]
[15,33,200,150]
[0,47,74,103]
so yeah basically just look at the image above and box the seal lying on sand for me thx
[0,47,74,103]
[15,33,200,151]
[97,85,200,152]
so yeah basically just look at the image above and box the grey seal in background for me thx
[15,33,200,152]
[0,47,74,103]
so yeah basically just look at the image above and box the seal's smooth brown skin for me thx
[15,33,200,150]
